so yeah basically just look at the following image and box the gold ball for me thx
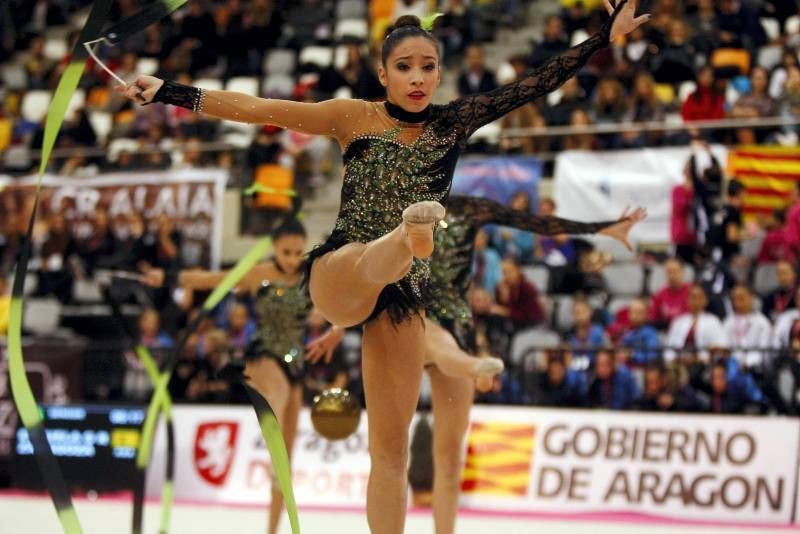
[311,388,361,441]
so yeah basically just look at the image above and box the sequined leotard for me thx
[428,195,618,351]
[247,277,312,384]
[152,20,616,324]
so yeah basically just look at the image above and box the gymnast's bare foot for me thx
[402,201,445,258]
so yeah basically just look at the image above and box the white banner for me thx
[147,405,799,525]
[553,146,728,244]
[0,169,227,268]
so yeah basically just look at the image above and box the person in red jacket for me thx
[682,65,726,122]
[671,169,697,264]
[491,256,545,328]
[649,257,691,330]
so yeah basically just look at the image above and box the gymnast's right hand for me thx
[114,75,164,104]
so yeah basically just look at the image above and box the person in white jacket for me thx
[665,284,725,362]
[722,284,773,369]
[772,286,800,350]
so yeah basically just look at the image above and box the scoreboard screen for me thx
[14,404,145,491]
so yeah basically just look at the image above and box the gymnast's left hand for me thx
[598,206,647,251]
[305,326,345,364]
[604,0,651,41]
[114,75,164,104]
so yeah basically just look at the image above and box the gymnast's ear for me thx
[378,65,387,87]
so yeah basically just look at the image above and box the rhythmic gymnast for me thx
[119,3,649,531]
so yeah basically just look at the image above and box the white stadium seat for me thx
[21,90,52,123]
[225,76,259,96]
[299,46,333,68]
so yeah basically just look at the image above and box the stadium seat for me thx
[107,138,139,162]
[570,29,589,47]
[757,45,784,71]
[74,279,102,302]
[608,296,634,315]
[23,298,62,334]
[754,263,779,296]
[299,46,334,68]
[496,62,516,85]
[136,57,159,76]
[65,89,86,121]
[603,263,644,295]
[553,294,575,332]
[334,45,350,70]
[647,263,695,294]
[336,0,366,19]
[711,48,750,77]
[43,37,67,61]
[468,120,501,145]
[263,73,295,98]
[264,49,296,75]
[221,131,255,148]
[335,19,369,41]
[194,78,223,91]
[1,63,27,90]
[678,80,696,102]
[523,266,550,293]
[546,87,563,107]
[654,83,676,104]
[786,15,800,34]
[334,86,354,99]
[510,327,561,365]
[88,111,113,143]
[225,76,259,96]
[21,90,52,123]
[760,17,781,42]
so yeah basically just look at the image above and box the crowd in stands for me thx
[2,1,800,415]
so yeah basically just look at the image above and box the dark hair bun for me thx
[394,15,422,30]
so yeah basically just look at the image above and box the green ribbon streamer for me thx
[420,12,444,32]
[7,1,113,532]
[243,183,298,197]
[135,345,175,534]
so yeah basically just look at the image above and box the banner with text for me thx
[553,146,729,244]
[0,169,227,268]
[147,405,799,525]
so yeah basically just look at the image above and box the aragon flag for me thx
[727,145,800,219]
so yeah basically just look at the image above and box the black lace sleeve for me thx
[447,195,619,235]
[449,4,621,137]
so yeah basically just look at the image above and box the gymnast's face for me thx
[273,233,306,275]
[379,37,441,113]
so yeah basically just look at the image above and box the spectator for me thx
[528,15,569,69]
[664,284,725,362]
[761,259,798,320]
[755,209,795,264]
[226,303,256,357]
[492,256,545,329]
[708,360,750,414]
[562,108,598,150]
[592,77,628,125]
[336,44,384,100]
[649,257,691,329]
[784,180,800,256]
[769,51,800,100]
[717,0,767,55]
[124,309,173,402]
[710,179,744,261]
[671,166,697,264]
[457,44,497,96]
[774,66,800,143]
[682,66,726,123]
[635,363,709,412]
[528,351,587,407]
[619,298,661,366]
[489,191,535,263]
[624,71,665,145]
[475,371,525,405]
[0,276,8,336]
[651,18,697,84]
[23,36,55,90]
[35,213,78,304]
[471,228,502,295]
[731,66,776,118]
[545,76,587,126]
[76,209,115,276]
[566,298,608,369]
[687,0,719,57]
[771,286,800,348]
[587,349,641,410]
[723,284,773,369]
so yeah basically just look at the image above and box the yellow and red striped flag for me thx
[727,145,800,219]
[460,422,536,497]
